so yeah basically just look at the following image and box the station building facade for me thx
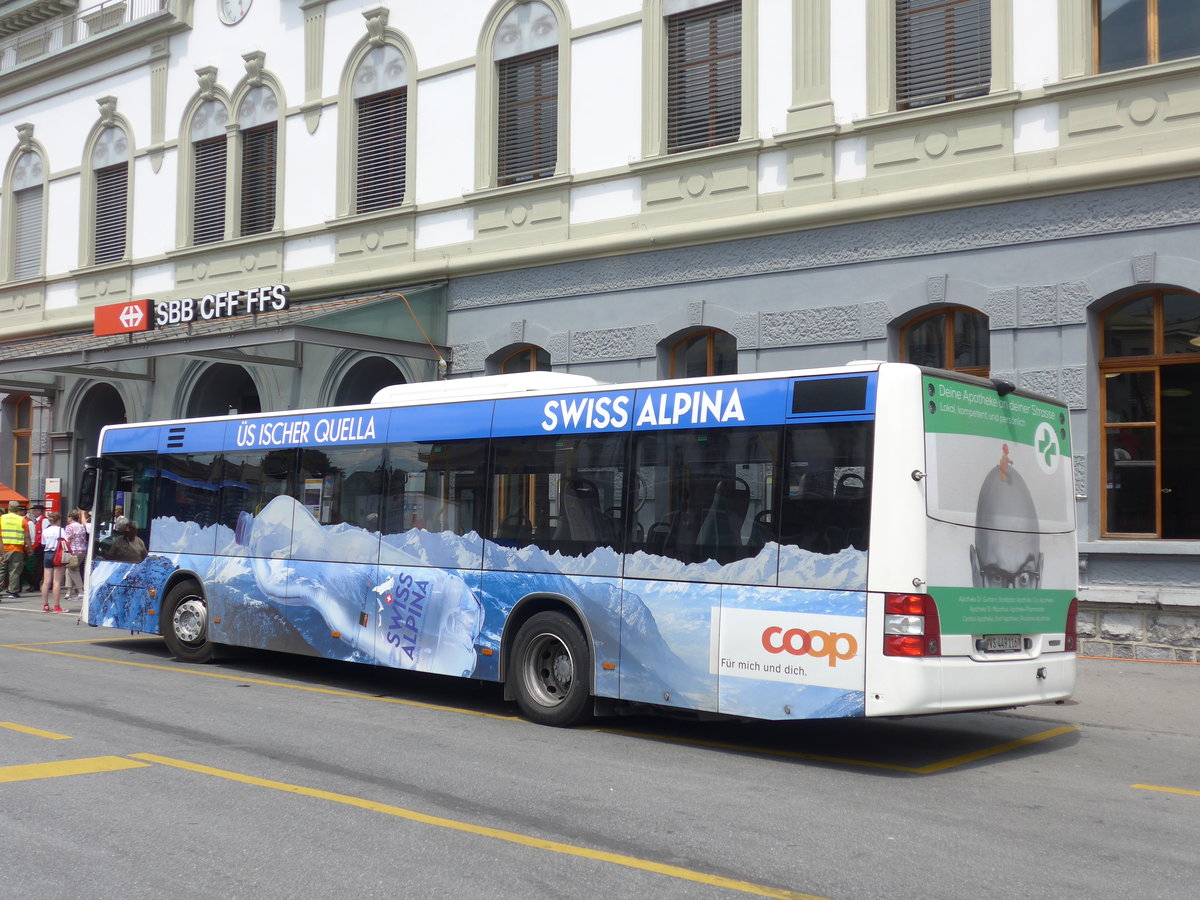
[1,0,1199,657]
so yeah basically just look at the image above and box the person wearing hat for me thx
[1,500,31,598]
[23,502,46,593]
[107,516,147,564]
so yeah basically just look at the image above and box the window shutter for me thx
[666,0,742,154]
[13,186,43,278]
[356,87,407,213]
[895,0,991,110]
[94,164,128,264]
[193,135,227,245]
[240,123,277,236]
[497,48,558,186]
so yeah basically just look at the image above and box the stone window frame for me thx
[79,106,135,268]
[176,83,233,248]
[898,305,991,376]
[666,327,738,378]
[642,0,758,159]
[866,0,1013,116]
[2,132,48,282]
[231,59,286,239]
[474,0,572,192]
[1097,287,1200,539]
[498,344,552,373]
[336,14,418,218]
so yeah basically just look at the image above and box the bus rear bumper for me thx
[864,652,1076,717]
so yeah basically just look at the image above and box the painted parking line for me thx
[0,756,151,784]
[1132,783,1200,798]
[6,637,1077,773]
[0,722,72,740]
[132,753,824,899]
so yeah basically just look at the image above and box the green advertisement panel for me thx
[922,375,1077,638]
[934,586,1076,636]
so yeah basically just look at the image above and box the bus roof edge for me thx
[370,372,601,405]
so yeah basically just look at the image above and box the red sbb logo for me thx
[761,626,858,667]
[94,299,153,336]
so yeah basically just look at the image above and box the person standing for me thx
[24,502,46,593]
[39,511,66,613]
[63,509,89,605]
[1,500,30,599]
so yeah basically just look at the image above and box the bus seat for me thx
[696,479,750,564]
[554,477,611,546]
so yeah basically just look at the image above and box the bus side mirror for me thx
[77,468,97,512]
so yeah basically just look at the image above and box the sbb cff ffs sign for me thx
[93,284,290,337]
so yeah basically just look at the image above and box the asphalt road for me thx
[1,601,1196,899]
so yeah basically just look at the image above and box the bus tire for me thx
[511,611,591,727]
[162,581,213,663]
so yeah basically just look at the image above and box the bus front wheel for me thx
[511,611,591,727]
[162,581,213,663]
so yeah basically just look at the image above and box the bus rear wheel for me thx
[162,581,213,663]
[511,611,591,727]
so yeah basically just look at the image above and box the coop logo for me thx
[94,299,153,336]
[761,626,858,667]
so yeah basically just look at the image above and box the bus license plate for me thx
[984,634,1022,652]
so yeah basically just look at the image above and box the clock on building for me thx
[218,0,253,25]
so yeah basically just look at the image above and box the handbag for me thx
[54,537,76,568]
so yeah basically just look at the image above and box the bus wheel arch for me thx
[161,578,214,663]
[502,596,593,727]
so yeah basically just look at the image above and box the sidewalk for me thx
[0,587,82,615]
[1015,656,1200,738]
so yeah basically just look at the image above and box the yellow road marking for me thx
[596,724,1078,775]
[6,638,1075,773]
[0,756,150,784]
[0,722,72,740]
[914,726,1078,774]
[133,753,823,899]
[1133,783,1200,798]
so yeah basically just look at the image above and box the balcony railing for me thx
[0,0,168,73]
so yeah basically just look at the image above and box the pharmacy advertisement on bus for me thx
[922,376,1077,636]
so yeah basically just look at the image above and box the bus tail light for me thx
[884,593,940,657]
[1064,597,1079,652]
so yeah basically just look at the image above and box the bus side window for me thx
[782,421,873,554]
[385,440,487,539]
[489,433,626,556]
[632,428,778,566]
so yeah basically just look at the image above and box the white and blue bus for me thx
[79,363,1077,726]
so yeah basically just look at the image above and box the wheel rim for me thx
[173,597,207,646]
[521,631,574,708]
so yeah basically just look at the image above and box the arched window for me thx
[238,85,279,236]
[900,307,990,375]
[1100,288,1200,538]
[494,1,559,185]
[499,345,551,373]
[10,151,44,279]
[353,45,409,213]
[669,329,736,379]
[191,100,228,245]
[92,126,130,264]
